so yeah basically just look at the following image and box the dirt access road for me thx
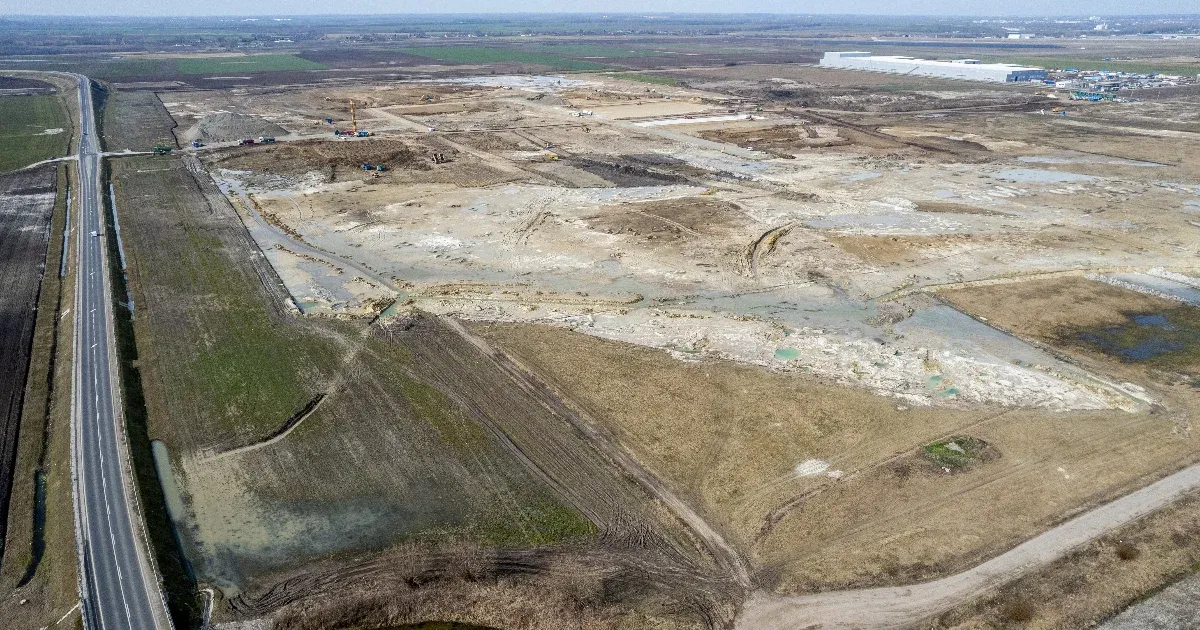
[737,463,1200,629]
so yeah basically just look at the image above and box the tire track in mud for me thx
[744,222,795,278]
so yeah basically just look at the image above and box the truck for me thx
[152,145,173,155]
[257,136,277,143]
[356,130,372,137]
[238,138,256,146]
[191,140,203,148]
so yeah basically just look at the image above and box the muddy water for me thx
[1075,309,1200,365]
[151,440,187,521]
[990,168,1098,183]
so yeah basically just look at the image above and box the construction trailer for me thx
[820,51,1047,83]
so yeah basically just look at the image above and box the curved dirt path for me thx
[737,464,1200,629]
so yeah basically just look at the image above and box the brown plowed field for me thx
[0,166,57,556]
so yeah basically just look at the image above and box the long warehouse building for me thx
[820,51,1047,83]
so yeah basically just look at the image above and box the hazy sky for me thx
[3,1,1197,17]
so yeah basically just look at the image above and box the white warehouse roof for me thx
[820,51,1047,83]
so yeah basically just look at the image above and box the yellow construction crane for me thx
[349,99,358,133]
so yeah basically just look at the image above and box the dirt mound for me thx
[261,139,428,169]
[181,113,288,143]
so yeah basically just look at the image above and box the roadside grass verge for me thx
[397,46,608,71]
[175,54,327,75]
[0,94,69,171]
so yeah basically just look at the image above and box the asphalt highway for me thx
[69,73,170,630]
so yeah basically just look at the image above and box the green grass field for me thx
[528,44,671,58]
[398,46,608,71]
[175,54,326,75]
[0,95,68,171]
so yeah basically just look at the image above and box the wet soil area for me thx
[1071,307,1200,376]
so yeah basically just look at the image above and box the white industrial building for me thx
[820,51,1048,83]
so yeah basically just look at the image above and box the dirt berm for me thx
[180,113,288,143]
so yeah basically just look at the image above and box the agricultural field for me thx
[0,94,69,171]
[100,88,179,151]
[397,47,609,71]
[174,54,327,75]
[0,166,58,563]
[0,165,76,630]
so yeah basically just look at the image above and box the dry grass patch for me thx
[923,492,1200,630]
[831,233,984,266]
[473,323,1200,596]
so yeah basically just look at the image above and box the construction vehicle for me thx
[374,164,387,172]
[361,163,374,171]
[152,145,173,155]
[324,117,334,124]
[257,136,277,143]
[343,99,369,136]
[191,140,203,148]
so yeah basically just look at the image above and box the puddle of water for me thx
[151,441,187,525]
[838,171,882,183]
[1017,155,1163,167]
[991,169,1098,183]
[16,471,47,586]
[775,347,800,360]
[1076,311,1198,363]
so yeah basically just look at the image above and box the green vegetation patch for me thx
[529,44,671,58]
[922,436,997,472]
[175,54,326,75]
[397,46,608,71]
[0,95,69,171]
[110,156,337,448]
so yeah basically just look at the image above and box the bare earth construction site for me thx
[139,62,1200,629]
[7,18,1200,630]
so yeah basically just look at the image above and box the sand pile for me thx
[181,113,288,143]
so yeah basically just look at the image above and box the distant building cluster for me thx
[820,51,1048,83]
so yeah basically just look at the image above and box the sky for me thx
[2,1,1197,17]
